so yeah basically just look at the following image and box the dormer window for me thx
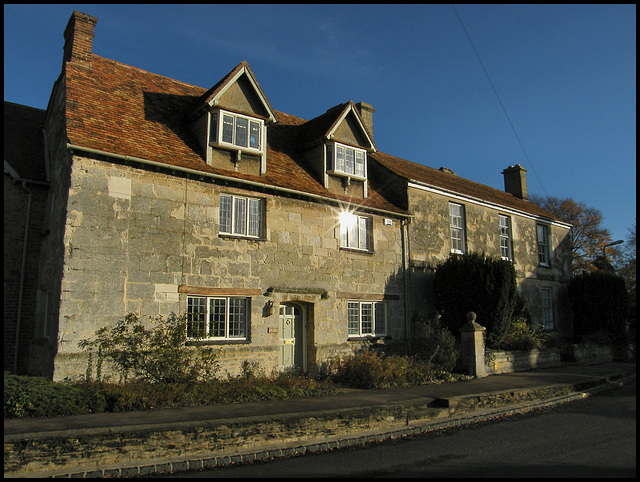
[326,141,366,180]
[209,109,264,154]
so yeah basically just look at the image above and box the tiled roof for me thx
[63,55,559,221]
[64,56,406,215]
[4,101,48,182]
[371,151,561,221]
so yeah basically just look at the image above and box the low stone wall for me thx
[561,344,614,365]
[484,344,615,376]
[485,348,562,375]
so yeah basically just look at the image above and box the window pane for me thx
[228,298,247,338]
[348,218,358,248]
[348,302,359,335]
[358,216,368,250]
[325,144,333,171]
[209,113,218,146]
[537,225,549,265]
[247,198,262,237]
[336,145,345,172]
[345,148,355,174]
[355,151,365,177]
[222,115,234,143]
[249,121,261,149]
[361,303,373,335]
[210,298,226,338]
[499,215,512,260]
[234,197,247,235]
[235,117,248,147]
[187,297,207,338]
[374,302,386,335]
[219,195,232,233]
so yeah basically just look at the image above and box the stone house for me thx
[7,11,572,380]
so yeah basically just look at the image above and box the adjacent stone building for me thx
[5,11,572,380]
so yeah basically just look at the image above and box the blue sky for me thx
[4,4,636,243]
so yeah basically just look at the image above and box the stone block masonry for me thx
[51,154,407,380]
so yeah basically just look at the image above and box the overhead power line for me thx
[451,4,549,197]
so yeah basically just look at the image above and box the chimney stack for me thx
[502,164,529,201]
[355,102,375,138]
[63,11,98,69]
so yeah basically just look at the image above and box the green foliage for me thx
[433,252,524,348]
[4,368,337,419]
[4,372,105,419]
[412,318,459,372]
[79,312,220,384]
[329,350,458,389]
[498,318,548,351]
[568,271,628,343]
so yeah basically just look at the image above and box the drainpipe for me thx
[14,181,33,373]
[401,217,412,352]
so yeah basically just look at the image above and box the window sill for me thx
[340,246,373,255]
[219,233,265,242]
[187,339,250,346]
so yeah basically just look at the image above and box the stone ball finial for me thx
[466,311,477,323]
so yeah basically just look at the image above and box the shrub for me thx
[4,372,105,419]
[329,351,453,389]
[499,318,548,351]
[79,312,220,384]
[412,318,459,372]
[433,252,524,347]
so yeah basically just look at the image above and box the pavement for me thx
[4,361,636,478]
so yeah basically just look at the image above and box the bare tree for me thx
[529,195,619,274]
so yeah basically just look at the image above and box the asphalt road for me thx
[160,381,636,478]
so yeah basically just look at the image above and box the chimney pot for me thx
[502,164,529,200]
[63,11,98,69]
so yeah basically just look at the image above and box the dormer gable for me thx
[301,101,376,199]
[187,61,277,176]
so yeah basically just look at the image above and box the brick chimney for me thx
[62,11,98,69]
[502,164,529,201]
[355,102,375,138]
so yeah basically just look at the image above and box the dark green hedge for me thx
[568,271,628,341]
[433,252,525,347]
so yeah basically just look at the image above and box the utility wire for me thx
[451,4,549,197]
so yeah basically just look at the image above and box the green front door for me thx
[279,303,304,372]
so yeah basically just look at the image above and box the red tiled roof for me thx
[64,56,406,215]
[371,151,562,221]
[4,101,47,182]
[63,55,559,221]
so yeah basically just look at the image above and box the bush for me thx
[499,318,548,351]
[329,351,453,389]
[4,372,105,419]
[79,312,220,384]
[434,252,524,347]
[412,318,459,372]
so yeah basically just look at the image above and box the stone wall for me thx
[51,153,407,380]
[406,186,572,337]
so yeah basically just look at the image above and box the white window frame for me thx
[537,224,550,266]
[499,214,513,261]
[348,301,387,337]
[449,203,466,254]
[209,109,264,155]
[326,141,367,180]
[219,193,264,238]
[540,287,554,330]
[339,212,371,251]
[187,295,250,340]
